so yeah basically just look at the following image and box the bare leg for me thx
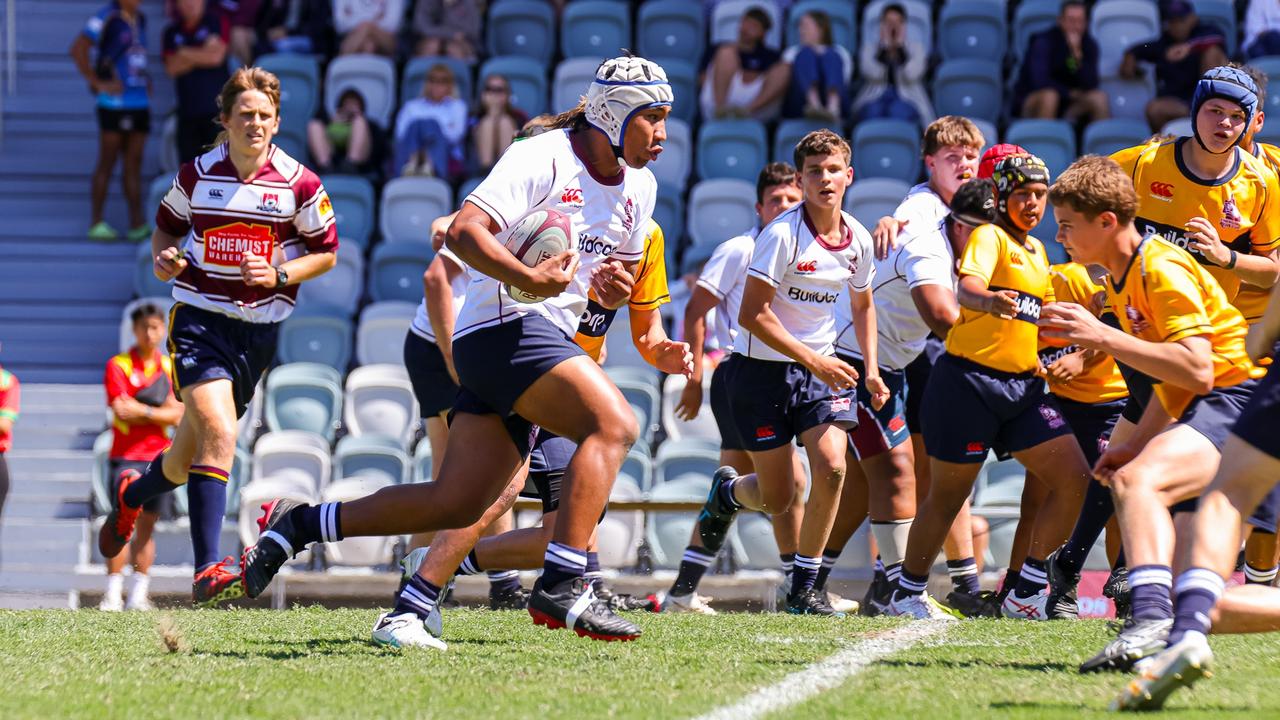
[913,434,974,561]
[91,131,123,226]
[1011,434,1092,561]
[1021,88,1060,119]
[121,130,146,228]
[1008,470,1051,571]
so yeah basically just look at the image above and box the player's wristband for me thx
[1226,250,1238,269]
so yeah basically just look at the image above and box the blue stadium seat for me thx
[324,54,397,128]
[931,59,1004,124]
[730,512,781,570]
[457,175,484,201]
[615,377,661,446]
[368,241,435,303]
[862,0,932,54]
[264,364,344,441]
[379,176,453,244]
[273,124,308,164]
[413,438,434,483]
[1161,117,1193,138]
[661,374,720,445]
[343,364,418,444]
[937,0,1007,61]
[636,1,705,62]
[843,178,912,230]
[1081,118,1150,156]
[772,118,839,164]
[356,301,419,366]
[646,477,711,568]
[1011,0,1060,63]
[653,186,685,270]
[786,1,856,51]
[486,0,557,65]
[277,313,353,371]
[320,174,375,249]
[686,178,757,248]
[480,56,548,118]
[711,0,782,48]
[134,239,173,298]
[334,434,409,485]
[146,175,172,222]
[1101,74,1156,122]
[696,119,768,182]
[1090,0,1160,77]
[296,243,364,317]
[400,56,473,107]
[654,438,721,486]
[660,59,698,125]
[561,1,631,59]
[1191,0,1237,56]
[620,449,654,492]
[852,119,922,183]
[552,57,604,114]
[972,118,999,149]
[1005,119,1077,178]
[1250,57,1280,126]
[256,54,320,133]
[652,117,691,188]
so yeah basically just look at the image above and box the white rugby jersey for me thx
[695,228,757,353]
[453,129,654,339]
[740,204,875,362]
[893,182,948,230]
[155,144,338,324]
[410,246,471,343]
[835,219,955,369]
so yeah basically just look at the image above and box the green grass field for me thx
[2,608,1279,719]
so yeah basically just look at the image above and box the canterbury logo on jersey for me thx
[795,260,818,273]
[991,286,1043,324]
[577,234,616,256]
[577,299,618,337]
[787,287,839,303]
[1149,182,1174,200]
[560,187,583,206]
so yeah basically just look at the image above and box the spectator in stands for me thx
[0,355,17,559]
[70,0,152,243]
[253,0,333,57]
[470,74,530,173]
[699,6,791,120]
[308,88,386,179]
[1014,0,1108,125]
[334,0,403,57]
[100,304,183,611]
[394,62,467,180]
[412,0,480,60]
[1245,0,1280,59]
[1121,0,1229,132]
[781,10,850,122]
[215,0,257,66]
[851,2,933,126]
[163,0,231,164]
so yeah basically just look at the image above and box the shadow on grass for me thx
[879,658,1079,673]
[190,637,373,660]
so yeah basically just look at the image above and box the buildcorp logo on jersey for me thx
[577,233,616,256]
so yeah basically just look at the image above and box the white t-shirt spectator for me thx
[696,229,757,353]
[1246,0,1280,50]
[394,96,468,146]
[333,0,404,35]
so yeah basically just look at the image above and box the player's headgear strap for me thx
[1191,66,1259,153]
[584,56,673,161]
[991,153,1050,224]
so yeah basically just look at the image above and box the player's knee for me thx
[812,463,846,495]
[591,401,639,451]
[760,482,796,515]
[1109,464,1152,499]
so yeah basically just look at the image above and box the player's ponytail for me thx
[547,99,590,132]
[212,67,282,148]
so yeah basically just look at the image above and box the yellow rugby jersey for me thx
[1041,263,1128,404]
[1107,236,1264,416]
[1110,139,1280,308]
[574,219,670,361]
[946,223,1054,374]
[1232,141,1280,321]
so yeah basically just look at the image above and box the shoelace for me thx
[197,556,238,581]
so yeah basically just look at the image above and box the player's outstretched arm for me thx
[629,306,692,377]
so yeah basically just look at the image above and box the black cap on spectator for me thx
[1162,0,1195,20]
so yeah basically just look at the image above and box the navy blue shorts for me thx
[1232,368,1280,531]
[904,335,945,434]
[526,429,578,514]
[403,330,458,417]
[1056,397,1126,467]
[839,354,910,460]
[727,354,859,452]
[167,302,277,419]
[1178,378,1260,451]
[710,354,745,451]
[1248,484,1280,533]
[452,314,585,458]
[921,353,1071,464]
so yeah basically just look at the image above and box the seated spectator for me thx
[851,2,933,125]
[334,0,403,57]
[0,357,17,547]
[1245,0,1280,59]
[308,88,386,179]
[470,74,529,173]
[699,6,790,120]
[412,0,480,60]
[100,304,183,611]
[253,0,333,56]
[163,0,231,163]
[1121,0,1228,132]
[1014,0,1108,125]
[394,63,467,180]
[781,10,851,122]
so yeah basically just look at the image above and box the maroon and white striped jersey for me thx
[155,143,339,324]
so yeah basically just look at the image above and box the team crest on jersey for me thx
[203,222,276,266]
[1124,303,1150,334]
[622,198,635,233]
[257,193,281,214]
[1008,251,1025,266]
[1221,195,1242,229]
[560,187,584,207]
[318,194,333,219]
[1038,404,1065,429]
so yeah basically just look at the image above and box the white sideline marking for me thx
[690,621,948,720]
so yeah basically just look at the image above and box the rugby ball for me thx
[503,208,573,304]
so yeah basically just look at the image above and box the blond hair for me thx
[1048,155,1138,226]
[213,67,281,147]
[922,116,984,156]
[793,129,851,170]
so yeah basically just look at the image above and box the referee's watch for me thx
[275,267,289,288]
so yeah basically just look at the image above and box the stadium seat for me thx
[173,446,248,518]
[487,0,556,64]
[1011,0,1060,63]
[146,174,172,221]
[636,1,705,62]
[250,429,333,493]
[660,59,698,125]
[651,117,691,188]
[937,0,1007,61]
[862,0,932,54]
[603,307,657,378]
[620,448,654,492]
[412,438,434,483]
[276,313,352,371]
[334,434,410,485]
[1100,74,1156,122]
[159,115,179,175]
[730,511,781,570]
[785,1,856,51]
[324,54,396,127]
[973,457,1026,508]
[343,364,418,445]
[479,56,548,118]
[696,119,768,182]
[379,176,452,244]
[1090,0,1160,77]
[1252,57,1280,123]
[852,119,922,183]
[932,59,1003,125]
[615,375,661,446]
[134,242,173,299]
[89,430,114,516]
[296,243,364,317]
[772,118,839,164]
[257,53,320,133]
[457,175,484,201]
[660,374,720,444]
[1005,119,1077,178]
[400,56,473,106]
[264,364,344,441]
[645,476,714,568]
[239,476,319,561]
[654,438,720,486]
[686,178,757,248]
[1191,0,1236,56]
[561,1,631,59]
[321,474,398,566]
[552,57,604,114]
[320,175,375,249]
[239,379,265,449]
[355,301,418,365]
[118,296,175,353]
[710,0,782,48]
[1161,117,1193,139]
[273,123,309,163]
[972,118,999,149]
[368,240,434,304]
[1081,118,1150,156]
[652,187,685,266]
[843,178,912,230]
[596,477,644,568]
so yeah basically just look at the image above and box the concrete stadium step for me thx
[4,367,109,385]
[0,262,134,302]
[6,450,95,475]
[2,539,81,565]
[0,302,119,324]
[0,518,85,545]
[18,409,108,429]
[19,384,107,407]
[5,494,91,519]
[10,473,94,498]
[9,427,100,451]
